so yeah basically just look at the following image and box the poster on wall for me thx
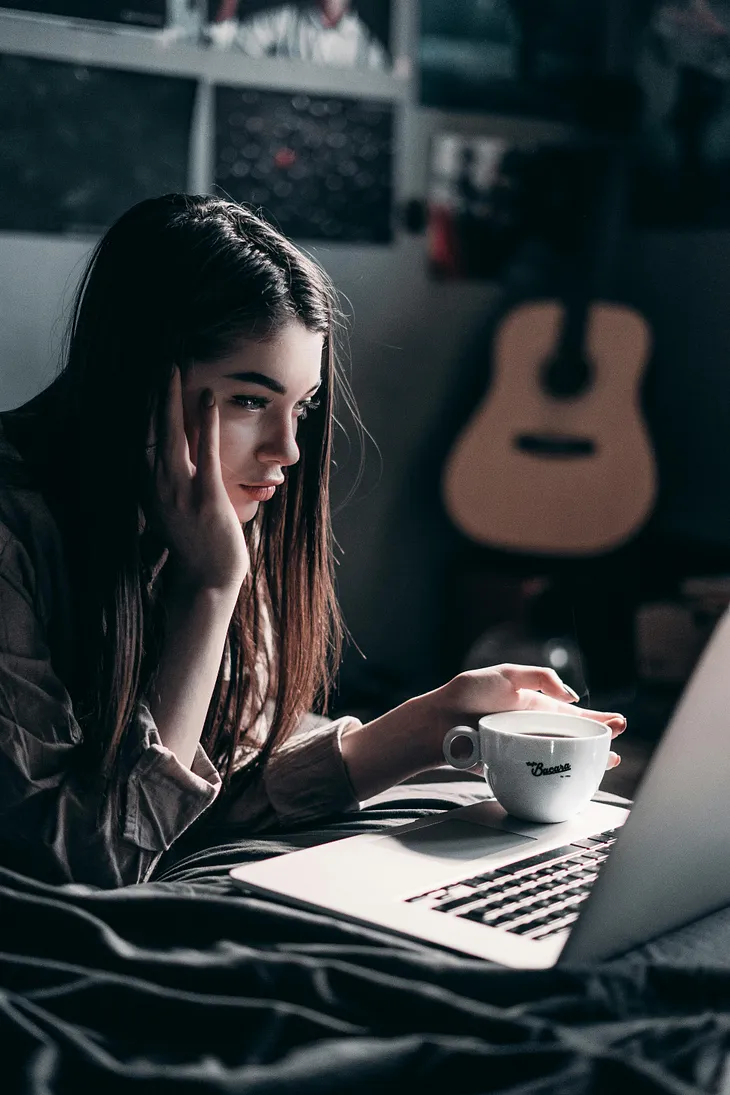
[0,1,166,27]
[633,0,730,228]
[0,54,195,234]
[214,85,393,242]
[427,133,602,281]
[419,0,609,123]
[205,1,391,69]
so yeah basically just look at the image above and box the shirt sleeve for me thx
[0,533,221,888]
[214,713,362,833]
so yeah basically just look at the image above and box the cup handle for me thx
[443,725,480,769]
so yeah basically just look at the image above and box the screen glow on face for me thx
[182,321,324,521]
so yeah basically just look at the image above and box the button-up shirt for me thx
[0,423,360,888]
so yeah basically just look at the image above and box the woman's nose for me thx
[258,417,300,467]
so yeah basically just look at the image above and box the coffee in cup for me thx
[442,710,611,824]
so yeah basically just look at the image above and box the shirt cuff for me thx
[262,716,362,827]
[123,705,222,853]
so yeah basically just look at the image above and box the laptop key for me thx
[442,884,480,900]
[434,892,491,913]
[571,829,619,848]
[511,917,552,934]
[528,911,581,939]
[498,904,565,932]
[465,906,503,924]
[507,912,556,933]
[461,871,501,886]
[492,846,579,876]
[471,878,510,895]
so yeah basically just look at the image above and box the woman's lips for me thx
[239,484,277,501]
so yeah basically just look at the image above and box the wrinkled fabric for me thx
[0,512,223,888]
[0,420,360,889]
[2,784,730,1094]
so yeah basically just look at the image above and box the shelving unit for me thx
[0,5,414,215]
[0,8,409,97]
[0,4,584,227]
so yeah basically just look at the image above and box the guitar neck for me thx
[551,145,628,370]
[551,0,640,382]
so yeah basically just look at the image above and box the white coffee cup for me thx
[442,710,611,824]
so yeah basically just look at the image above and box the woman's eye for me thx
[296,398,321,420]
[232,395,270,411]
[231,395,320,417]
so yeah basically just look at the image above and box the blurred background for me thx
[4,1,730,798]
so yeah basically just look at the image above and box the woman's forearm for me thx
[148,584,239,769]
[340,694,446,802]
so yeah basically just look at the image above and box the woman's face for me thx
[182,320,325,524]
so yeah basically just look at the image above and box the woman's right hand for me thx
[148,366,250,593]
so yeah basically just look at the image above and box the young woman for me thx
[0,194,625,888]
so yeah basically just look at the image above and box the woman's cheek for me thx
[218,419,250,483]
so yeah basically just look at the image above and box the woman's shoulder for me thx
[0,416,72,657]
[0,417,63,580]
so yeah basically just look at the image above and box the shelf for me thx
[0,10,411,99]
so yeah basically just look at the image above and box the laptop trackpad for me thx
[384,819,535,861]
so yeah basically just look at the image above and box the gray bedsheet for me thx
[3,781,730,1093]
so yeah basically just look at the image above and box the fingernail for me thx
[608,715,627,731]
[562,684,580,701]
[201,388,215,408]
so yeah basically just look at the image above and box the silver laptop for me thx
[231,606,730,969]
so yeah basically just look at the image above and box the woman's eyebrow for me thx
[224,370,321,396]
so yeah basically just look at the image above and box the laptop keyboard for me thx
[405,828,620,941]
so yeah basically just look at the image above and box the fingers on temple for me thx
[195,391,223,489]
[161,366,189,471]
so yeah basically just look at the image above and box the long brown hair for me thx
[1,193,355,791]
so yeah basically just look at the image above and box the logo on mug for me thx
[526,760,572,778]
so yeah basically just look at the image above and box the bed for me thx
[3,779,730,1094]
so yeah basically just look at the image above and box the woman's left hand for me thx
[433,664,625,770]
[341,663,626,804]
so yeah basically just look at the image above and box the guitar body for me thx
[443,300,657,556]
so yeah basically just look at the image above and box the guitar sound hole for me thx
[515,434,596,458]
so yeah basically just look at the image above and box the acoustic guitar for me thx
[442,128,657,558]
[443,0,657,559]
